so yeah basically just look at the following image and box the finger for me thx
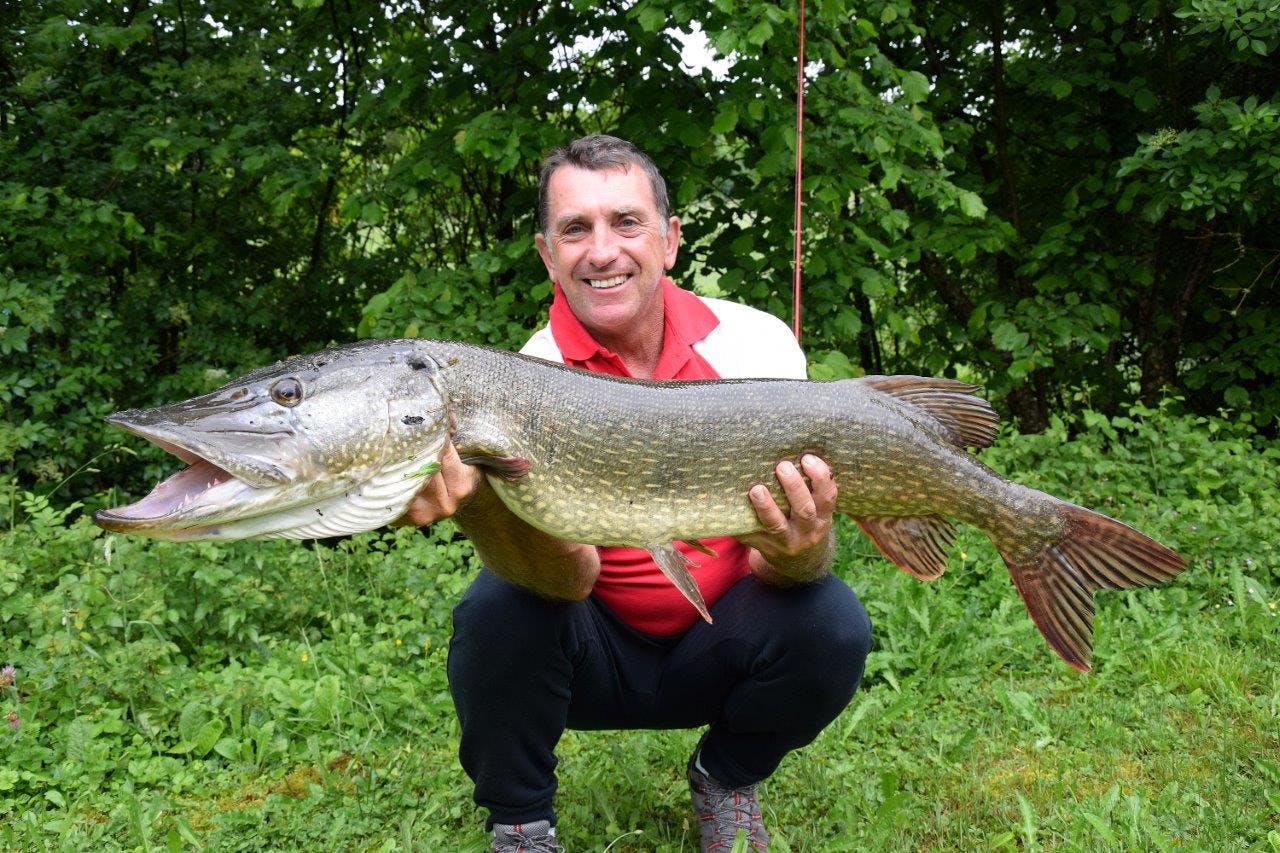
[748,483,790,536]
[439,439,483,509]
[801,454,838,517]
[436,440,464,497]
[776,460,817,524]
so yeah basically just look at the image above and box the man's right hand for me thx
[395,440,484,527]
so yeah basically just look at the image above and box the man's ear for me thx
[535,232,556,280]
[664,216,681,270]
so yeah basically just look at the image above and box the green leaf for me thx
[991,321,1029,352]
[1007,358,1037,379]
[178,701,207,745]
[711,105,739,135]
[406,461,441,480]
[957,189,987,218]
[900,71,930,103]
[214,737,242,760]
[637,5,666,33]
[747,19,773,46]
[1223,385,1249,407]
[1051,79,1073,99]
[1133,88,1157,111]
[193,719,225,757]
[1080,811,1118,845]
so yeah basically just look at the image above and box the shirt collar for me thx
[548,277,720,374]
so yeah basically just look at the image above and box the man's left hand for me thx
[738,454,837,585]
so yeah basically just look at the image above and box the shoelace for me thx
[493,826,564,853]
[694,780,767,850]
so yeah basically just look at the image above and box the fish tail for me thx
[996,504,1186,673]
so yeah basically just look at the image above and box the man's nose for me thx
[586,227,620,267]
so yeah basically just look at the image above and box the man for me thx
[399,135,871,852]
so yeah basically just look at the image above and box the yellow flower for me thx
[394,638,402,646]
[300,651,310,663]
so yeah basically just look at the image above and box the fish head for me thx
[93,342,451,540]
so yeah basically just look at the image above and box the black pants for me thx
[447,568,873,828]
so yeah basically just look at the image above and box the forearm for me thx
[749,530,836,586]
[454,481,601,600]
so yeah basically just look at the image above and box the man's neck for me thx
[597,320,664,380]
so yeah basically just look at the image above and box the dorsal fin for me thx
[857,375,999,449]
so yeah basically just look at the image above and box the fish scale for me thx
[94,339,1186,672]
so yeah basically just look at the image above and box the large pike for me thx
[94,340,1185,671]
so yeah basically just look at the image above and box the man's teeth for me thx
[587,274,628,289]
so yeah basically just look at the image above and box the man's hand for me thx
[738,454,838,585]
[394,440,483,527]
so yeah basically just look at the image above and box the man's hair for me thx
[537,134,670,236]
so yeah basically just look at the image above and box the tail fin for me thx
[998,505,1186,672]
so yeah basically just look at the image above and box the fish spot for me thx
[408,358,430,371]
[402,416,424,425]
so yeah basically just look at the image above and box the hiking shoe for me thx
[490,820,564,853]
[688,743,769,851]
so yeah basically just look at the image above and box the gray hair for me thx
[537,134,671,236]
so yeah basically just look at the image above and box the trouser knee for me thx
[447,570,578,692]
[779,575,873,712]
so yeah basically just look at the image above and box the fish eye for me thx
[270,377,304,407]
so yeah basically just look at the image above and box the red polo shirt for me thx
[548,277,752,636]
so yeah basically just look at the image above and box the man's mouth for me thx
[585,274,630,290]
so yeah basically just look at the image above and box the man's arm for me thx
[737,454,838,585]
[396,441,601,600]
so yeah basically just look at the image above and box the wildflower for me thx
[394,638,402,646]
[0,665,14,688]
[300,652,310,663]
[6,711,18,731]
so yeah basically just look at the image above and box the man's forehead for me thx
[547,164,657,217]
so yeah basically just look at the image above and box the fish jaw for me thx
[90,451,362,540]
[104,408,295,488]
[92,428,448,541]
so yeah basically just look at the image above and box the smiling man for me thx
[399,135,872,852]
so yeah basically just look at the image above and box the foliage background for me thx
[1,0,1278,848]
[2,0,1279,499]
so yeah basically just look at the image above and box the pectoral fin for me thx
[460,454,532,481]
[647,544,713,624]
[856,516,956,581]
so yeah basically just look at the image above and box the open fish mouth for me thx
[93,458,245,533]
[92,414,282,536]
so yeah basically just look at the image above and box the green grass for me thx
[2,408,1277,851]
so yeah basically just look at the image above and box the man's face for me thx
[535,164,680,344]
